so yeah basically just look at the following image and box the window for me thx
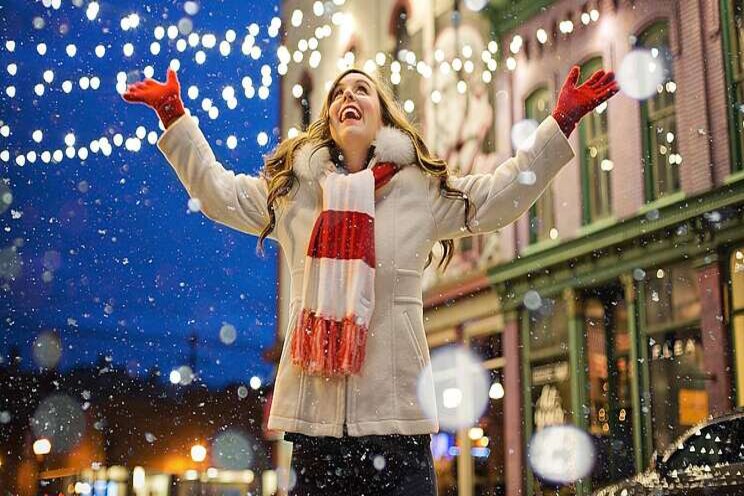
[644,263,706,452]
[583,289,636,486]
[638,21,680,201]
[723,0,744,172]
[524,87,556,243]
[579,57,612,224]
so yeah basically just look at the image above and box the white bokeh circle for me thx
[617,49,666,100]
[416,344,490,432]
[528,424,596,485]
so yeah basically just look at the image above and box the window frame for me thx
[638,21,680,202]
[578,56,613,225]
[722,0,744,173]
[524,86,556,244]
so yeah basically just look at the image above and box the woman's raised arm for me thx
[428,114,573,240]
[123,69,275,239]
[428,65,618,240]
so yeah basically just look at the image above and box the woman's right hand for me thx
[122,68,185,129]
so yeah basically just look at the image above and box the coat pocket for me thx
[402,309,426,369]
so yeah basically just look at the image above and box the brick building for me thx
[275,1,744,494]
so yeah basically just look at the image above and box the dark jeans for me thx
[285,428,438,496]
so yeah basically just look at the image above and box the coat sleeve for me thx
[427,115,574,240]
[156,113,276,240]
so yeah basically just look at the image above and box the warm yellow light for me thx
[33,438,51,455]
[191,444,207,462]
[468,427,484,440]
[132,466,146,489]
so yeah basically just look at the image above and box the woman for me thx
[123,65,618,495]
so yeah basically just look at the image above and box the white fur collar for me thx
[292,126,415,180]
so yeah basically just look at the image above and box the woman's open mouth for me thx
[340,104,362,123]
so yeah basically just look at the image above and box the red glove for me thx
[551,65,620,137]
[122,68,185,129]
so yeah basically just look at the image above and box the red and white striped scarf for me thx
[289,160,399,377]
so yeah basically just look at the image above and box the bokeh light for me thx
[32,330,63,369]
[417,345,490,431]
[528,424,596,485]
[617,49,666,100]
[511,119,539,151]
[211,428,255,470]
[30,393,86,452]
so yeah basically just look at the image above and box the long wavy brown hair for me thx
[257,68,474,271]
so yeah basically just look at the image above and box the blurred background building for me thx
[276,0,744,495]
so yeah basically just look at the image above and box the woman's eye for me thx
[357,87,368,94]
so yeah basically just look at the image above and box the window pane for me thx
[584,292,635,486]
[648,330,708,452]
[528,298,568,354]
[646,265,701,328]
[640,21,680,200]
[475,369,505,493]
[727,0,744,171]
[525,87,555,243]
[579,57,612,223]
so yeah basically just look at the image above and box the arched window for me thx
[525,87,556,243]
[638,21,679,201]
[579,56,612,224]
[723,0,744,172]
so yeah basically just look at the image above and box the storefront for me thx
[480,179,744,496]
[422,284,509,496]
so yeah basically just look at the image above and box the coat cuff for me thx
[156,111,194,156]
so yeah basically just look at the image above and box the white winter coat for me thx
[157,112,574,437]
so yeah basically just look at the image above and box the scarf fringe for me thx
[290,309,369,377]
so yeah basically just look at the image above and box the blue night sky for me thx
[1,0,282,388]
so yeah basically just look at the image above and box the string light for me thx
[5,0,606,164]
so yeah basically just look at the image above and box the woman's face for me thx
[328,73,383,152]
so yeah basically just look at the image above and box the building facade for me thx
[275,1,744,495]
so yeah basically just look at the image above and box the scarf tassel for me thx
[290,309,368,377]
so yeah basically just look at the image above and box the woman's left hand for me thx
[551,65,620,137]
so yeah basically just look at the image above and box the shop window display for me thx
[582,289,635,487]
[645,264,706,452]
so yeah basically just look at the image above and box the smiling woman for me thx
[328,74,383,172]
[122,63,617,494]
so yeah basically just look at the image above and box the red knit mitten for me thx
[122,68,185,129]
[551,65,620,137]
